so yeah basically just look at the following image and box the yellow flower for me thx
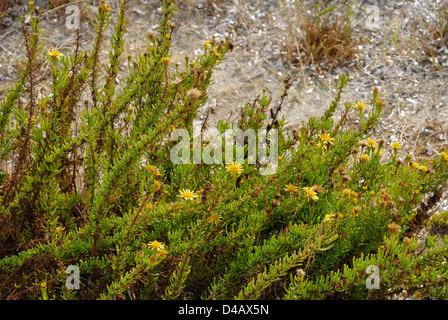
[440,151,448,161]
[161,57,171,65]
[284,184,298,193]
[360,154,370,163]
[158,249,169,256]
[391,142,401,150]
[319,133,333,145]
[225,162,243,177]
[153,180,162,189]
[211,48,221,58]
[362,186,368,190]
[47,48,64,59]
[40,281,47,289]
[302,186,318,202]
[148,240,164,252]
[342,189,351,197]
[165,34,171,40]
[366,138,376,148]
[351,191,358,197]
[203,41,212,49]
[55,227,65,233]
[375,98,385,107]
[208,214,221,224]
[99,2,111,11]
[146,165,162,177]
[418,165,428,172]
[177,189,199,200]
[411,161,419,168]
[146,165,156,172]
[374,148,383,155]
[356,101,367,112]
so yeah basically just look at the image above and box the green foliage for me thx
[0,0,447,300]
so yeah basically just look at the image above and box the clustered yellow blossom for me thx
[342,189,351,197]
[323,212,343,223]
[440,151,448,161]
[98,0,111,12]
[375,98,385,107]
[146,165,162,177]
[410,161,429,172]
[391,142,401,150]
[284,184,298,193]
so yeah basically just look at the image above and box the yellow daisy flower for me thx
[302,186,319,202]
[319,133,333,145]
[148,240,164,252]
[47,48,64,59]
[177,189,199,200]
[366,138,376,148]
[356,101,367,112]
[440,151,448,161]
[225,162,243,177]
[342,189,351,197]
[360,154,370,163]
[391,142,401,150]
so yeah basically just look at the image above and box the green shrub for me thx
[0,0,447,300]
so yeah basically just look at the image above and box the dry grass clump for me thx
[418,2,448,69]
[281,1,361,70]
